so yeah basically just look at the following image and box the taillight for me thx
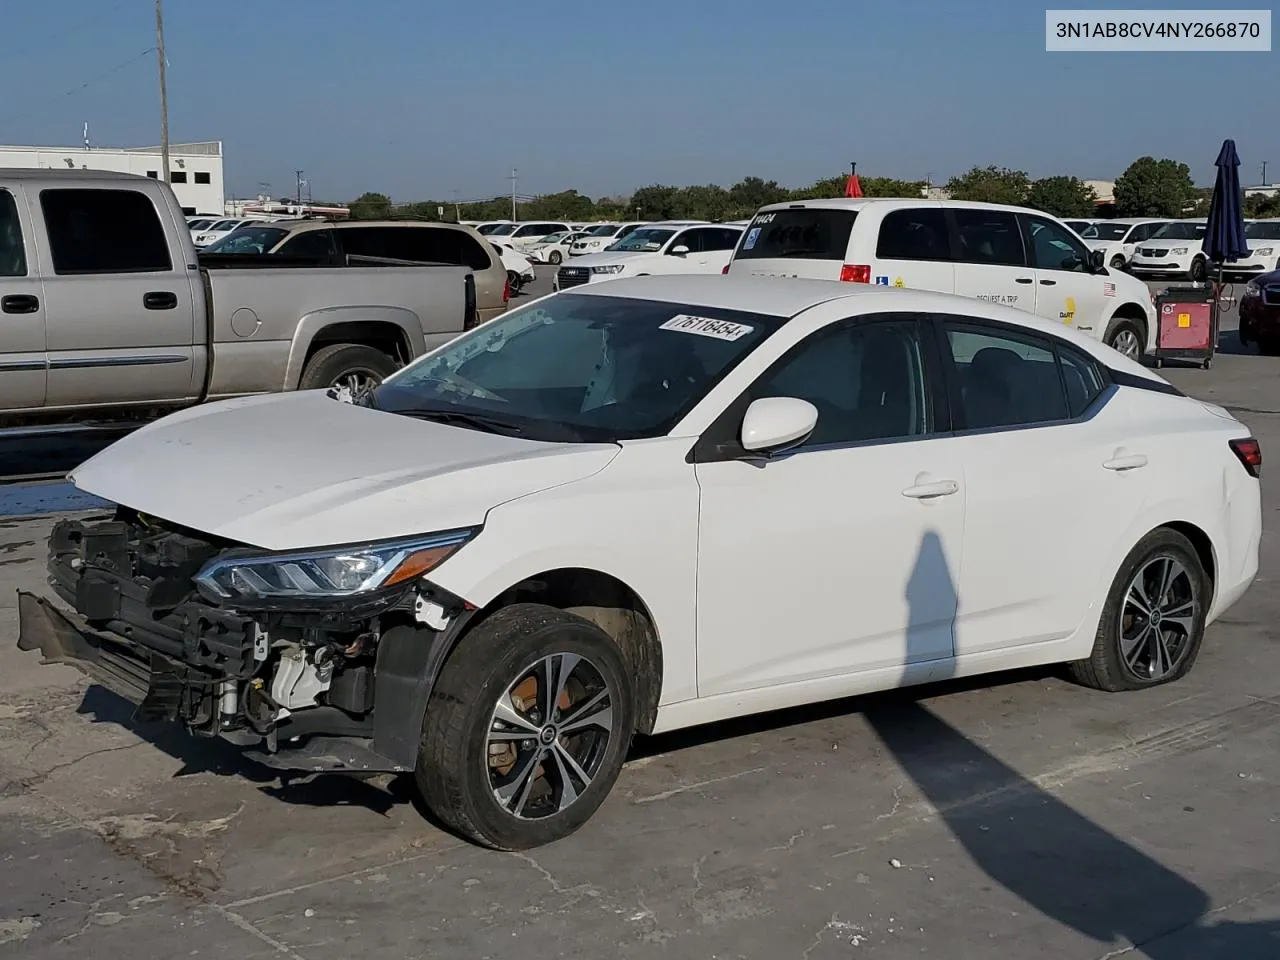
[1229,437,1262,477]
[839,264,871,283]
[502,277,511,302]
[721,263,730,274]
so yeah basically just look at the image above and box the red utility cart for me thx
[1152,284,1218,370]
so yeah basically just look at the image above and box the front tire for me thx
[1190,258,1207,283]
[1068,528,1209,692]
[1109,255,1126,269]
[548,250,563,265]
[1105,317,1146,360]
[415,604,635,850]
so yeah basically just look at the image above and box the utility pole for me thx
[154,0,170,184]
[509,168,518,220]
[452,188,459,221]
[1262,160,1269,185]
[295,170,304,207]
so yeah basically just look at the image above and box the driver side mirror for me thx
[1088,249,1105,272]
[669,245,690,257]
[740,397,818,456]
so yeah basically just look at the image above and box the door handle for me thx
[1,294,39,314]
[1103,453,1148,471]
[1015,277,1034,284]
[143,291,178,310]
[1040,279,1058,286]
[902,479,960,499]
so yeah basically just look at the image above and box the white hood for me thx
[565,250,652,268]
[70,391,619,551]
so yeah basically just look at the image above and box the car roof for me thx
[1103,217,1170,225]
[756,197,1075,219]
[0,168,146,182]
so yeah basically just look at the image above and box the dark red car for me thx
[1239,269,1280,354]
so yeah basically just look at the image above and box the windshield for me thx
[609,228,675,252]
[369,294,782,442]
[538,232,568,244]
[476,223,506,235]
[1151,222,1206,240]
[188,218,215,230]
[586,224,620,237]
[205,220,239,232]
[488,224,518,236]
[1081,223,1131,241]
[204,226,290,254]
[1245,222,1280,240]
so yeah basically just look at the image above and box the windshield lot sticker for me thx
[660,315,754,341]
[743,227,761,250]
[753,213,776,226]
[875,275,890,285]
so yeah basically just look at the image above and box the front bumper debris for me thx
[15,514,462,774]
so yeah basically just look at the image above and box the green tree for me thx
[1113,157,1197,218]
[349,191,392,219]
[525,190,596,221]
[1245,192,1280,218]
[630,185,682,220]
[675,184,732,221]
[1026,176,1098,218]
[946,166,1030,205]
[727,176,789,216]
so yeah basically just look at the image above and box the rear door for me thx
[872,206,955,294]
[949,208,1036,314]
[35,184,200,410]
[0,183,47,411]
[1018,213,1108,338]
[726,206,858,280]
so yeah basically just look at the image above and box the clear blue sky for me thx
[1,0,1275,202]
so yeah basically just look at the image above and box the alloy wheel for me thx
[330,369,381,400]
[485,653,614,820]
[1118,554,1196,681]
[1110,329,1142,359]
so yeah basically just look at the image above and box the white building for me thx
[0,140,224,215]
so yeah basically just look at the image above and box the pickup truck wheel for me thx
[415,603,635,850]
[299,344,399,393]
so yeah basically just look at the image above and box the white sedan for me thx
[19,274,1261,850]
[526,231,585,266]
[193,218,249,248]
[489,241,536,294]
[554,223,744,290]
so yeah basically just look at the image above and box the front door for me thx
[0,184,46,412]
[35,185,199,410]
[1019,213,1109,339]
[694,316,965,697]
[949,208,1036,314]
[933,315,1150,657]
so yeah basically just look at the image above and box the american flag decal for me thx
[1103,282,1116,297]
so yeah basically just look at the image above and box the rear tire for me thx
[507,270,523,295]
[298,343,398,393]
[415,603,635,850]
[1068,528,1209,692]
[549,250,563,265]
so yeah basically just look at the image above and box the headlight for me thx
[195,530,475,602]
[1171,247,1188,255]
[1255,247,1274,256]
[591,264,626,274]
[1244,280,1261,299]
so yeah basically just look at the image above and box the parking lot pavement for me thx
[3,290,1280,959]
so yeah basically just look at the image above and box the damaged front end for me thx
[17,510,478,774]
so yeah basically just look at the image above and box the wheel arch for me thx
[284,307,424,389]
[1103,302,1151,351]
[446,566,664,736]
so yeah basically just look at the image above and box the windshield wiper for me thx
[391,408,526,436]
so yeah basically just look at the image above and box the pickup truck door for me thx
[0,183,47,412]
[31,182,201,411]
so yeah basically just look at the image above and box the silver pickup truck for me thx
[0,169,477,425]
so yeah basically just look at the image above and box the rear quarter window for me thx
[734,209,857,261]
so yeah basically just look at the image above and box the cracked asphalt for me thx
[3,342,1280,958]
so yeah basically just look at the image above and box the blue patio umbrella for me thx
[1204,139,1249,267]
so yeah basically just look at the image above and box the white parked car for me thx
[568,222,649,257]
[187,216,219,238]
[19,274,1261,850]
[1063,219,1097,234]
[1079,219,1172,269]
[471,221,513,236]
[194,218,249,248]
[1127,220,1210,281]
[490,241,536,293]
[555,223,744,290]
[526,231,585,266]
[488,221,571,253]
[727,199,1158,360]
[1226,220,1280,279]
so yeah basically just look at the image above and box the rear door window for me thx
[40,188,172,274]
[876,209,952,262]
[0,189,27,276]
[734,208,857,260]
[951,209,1027,268]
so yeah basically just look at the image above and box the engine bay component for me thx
[271,646,333,710]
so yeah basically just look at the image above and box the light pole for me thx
[154,0,170,184]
